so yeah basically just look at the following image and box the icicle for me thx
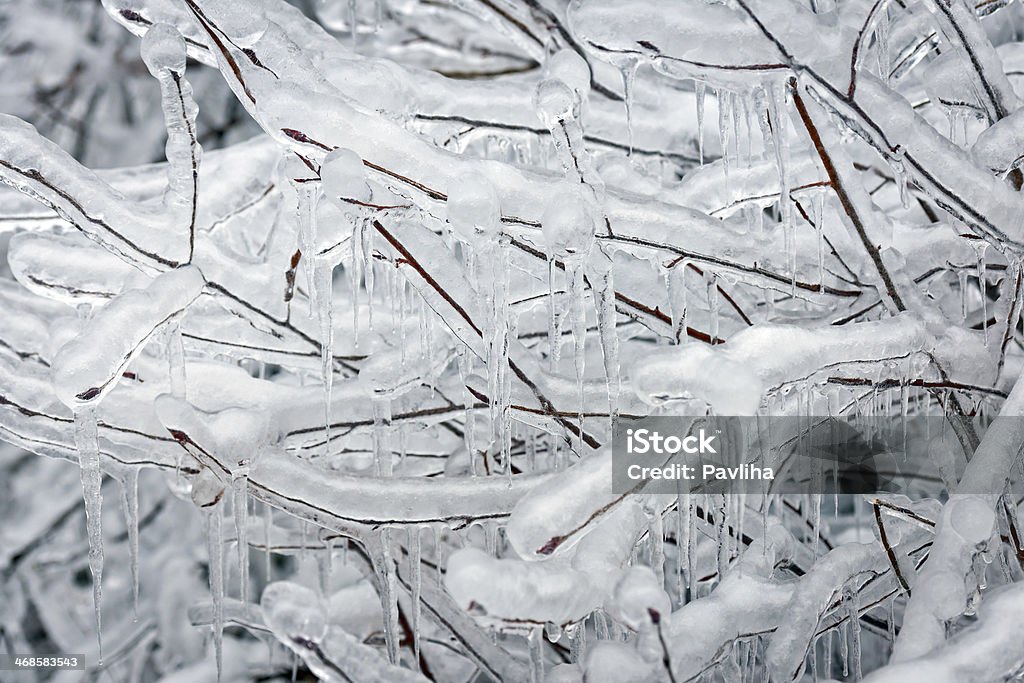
[119,467,140,619]
[206,503,225,680]
[706,271,720,343]
[363,225,376,330]
[263,503,273,580]
[232,475,249,604]
[695,81,706,165]
[568,260,587,451]
[140,24,202,263]
[647,504,665,588]
[449,174,515,475]
[408,526,423,665]
[978,244,990,346]
[379,527,401,664]
[372,397,393,476]
[318,533,335,596]
[75,407,104,662]
[351,218,364,341]
[548,258,561,370]
[729,91,741,170]
[891,145,909,209]
[593,254,620,429]
[764,82,794,285]
[846,581,862,681]
[434,525,445,588]
[621,58,641,157]
[348,0,358,45]
[715,493,729,582]
[812,190,825,286]
[959,268,970,322]
[718,88,733,177]
[282,154,319,319]
[569,621,586,663]
[810,493,822,557]
[876,6,891,85]
[314,258,335,447]
[529,627,545,683]
[167,322,187,397]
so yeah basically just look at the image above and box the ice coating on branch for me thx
[446,500,644,623]
[0,115,192,267]
[445,547,599,624]
[51,266,204,407]
[570,0,783,86]
[630,315,982,414]
[507,449,617,559]
[7,231,150,305]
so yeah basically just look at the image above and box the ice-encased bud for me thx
[209,407,271,471]
[447,174,501,243]
[535,79,576,127]
[540,187,595,259]
[141,24,187,76]
[261,582,328,643]
[321,148,371,203]
[190,468,225,509]
[548,49,590,100]
[607,566,671,630]
[279,153,312,183]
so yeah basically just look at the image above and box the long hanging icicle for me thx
[379,528,401,665]
[233,475,249,604]
[695,80,707,165]
[119,467,140,619]
[75,406,104,662]
[207,504,225,680]
[408,525,423,665]
[764,81,795,287]
[593,252,620,428]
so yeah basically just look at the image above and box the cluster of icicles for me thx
[48,21,638,680]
